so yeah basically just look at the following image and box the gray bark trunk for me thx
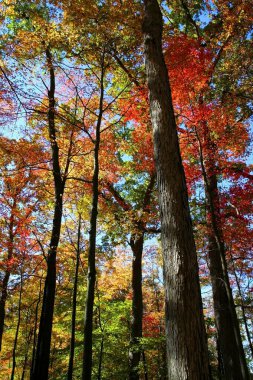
[142,1,210,378]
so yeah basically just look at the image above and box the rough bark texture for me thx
[142,1,210,379]
[82,56,104,380]
[196,122,249,380]
[31,48,64,380]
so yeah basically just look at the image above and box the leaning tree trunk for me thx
[31,48,64,380]
[196,122,249,380]
[82,53,105,380]
[142,1,210,379]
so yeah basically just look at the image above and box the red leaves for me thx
[165,34,213,104]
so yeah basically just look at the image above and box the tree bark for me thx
[0,202,15,351]
[142,1,210,378]
[82,52,104,380]
[11,270,23,380]
[31,48,64,380]
[21,324,33,380]
[128,175,155,379]
[196,123,249,380]
[30,278,42,378]
[129,232,144,380]
[67,215,81,380]
[231,259,253,360]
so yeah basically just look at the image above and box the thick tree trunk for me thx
[31,48,64,380]
[82,54,104,380]
[142,1,210,379]
[196,123,249,380]
[67,216,81,380]
[129,233,144,380]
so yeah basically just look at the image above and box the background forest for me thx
[0,0,252,379]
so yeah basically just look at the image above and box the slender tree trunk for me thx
[11,270,23,380]
[96,283,104,380]
[128,175,154,379]
[0,271,10,352]
[142,1,210,378]
[21,325,33,380]
[31,48,64,380]
[67,215,81,380]
[30,278,42,377]
[196,123,249,380]
[0,208,15,351]
[129,233,144,380]
[142,351,148,380]
[97,337,104,380]
[82,53,105,380]
[231,259,253,360]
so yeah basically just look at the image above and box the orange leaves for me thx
[118,88,154,174]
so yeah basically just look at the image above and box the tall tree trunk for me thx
[128,175,154,379]
[97,337,104,380]
[196,124,249,380]
[231,257,253,360]
[82,53,104,380]
[67,215,81,380]
[21,324,33,380]
[142,1,210,379]
[129,232,144,380]
[30,278,42,378]
[31,48,64,380]
[0,271,10,352]
[11,270,23,380]
[96,284,104,380]
[0,205,15,351]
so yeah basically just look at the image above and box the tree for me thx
[142,1,210,378]
[0,138,42,352]
[164,29,251,379]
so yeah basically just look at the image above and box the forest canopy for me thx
[0,0,252,379]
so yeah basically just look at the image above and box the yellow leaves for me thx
[98,249,132,301]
